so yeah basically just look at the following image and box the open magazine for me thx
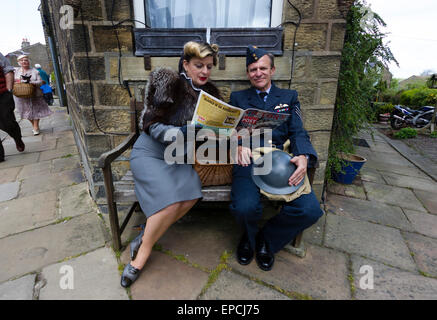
[191,90,290,137]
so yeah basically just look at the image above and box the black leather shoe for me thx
[120,263,141,288]
[236,232,254,265]
[255,233,274,271]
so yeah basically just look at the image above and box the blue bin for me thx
[332,154,367,184]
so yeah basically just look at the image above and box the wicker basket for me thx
[193,143,233,186]
[12,83,34,98]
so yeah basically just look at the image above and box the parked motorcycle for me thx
[390,105,436,130]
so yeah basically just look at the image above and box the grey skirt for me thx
[130,132,202,218]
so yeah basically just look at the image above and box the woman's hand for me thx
[237,146,252,166]
[288,155,307,186]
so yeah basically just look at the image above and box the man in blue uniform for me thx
[229,46,323,271]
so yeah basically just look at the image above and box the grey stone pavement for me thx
[1,104,437,300]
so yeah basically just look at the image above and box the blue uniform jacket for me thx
[229,83,318,167]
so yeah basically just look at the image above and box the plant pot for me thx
[378,113,390,123]
[332,153,367,184]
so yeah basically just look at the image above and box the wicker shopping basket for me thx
[193,141,233,186]
[12,83,34,98]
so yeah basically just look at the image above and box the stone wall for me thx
[42,0,354,207]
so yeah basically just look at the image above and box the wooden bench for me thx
[98,98,316,256]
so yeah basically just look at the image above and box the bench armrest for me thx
[97,133,137,169]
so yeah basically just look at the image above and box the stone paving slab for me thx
[0,167,21,184]
[157,208,240,271]
[39,247,128,300]
[0,190,58,238]
[365,151,416,168]
[324,213,417,272]
[39,144,79,162]
[0,274,35,300]
[228,243,351,300]
[325,194,413,231]
[351,255,437,300]
[413,189,437,215]
[326,182,366,200]
[0,181,20,203]
[124,250,210,300]
[59,182,97,218]
[0,152,40,169]
[52,154,81,173]
[200,270,290,300]
[402,231,437,278]
[403,209,437,239]
[17,160,52,180]
[358,167,386,184]
[0,213,107,283]
[3,138,57,156]
[381,171,437,192]
[363,181,427,212]
[19,167,85,197]
[364,161,431,179]
[369,141,399,154]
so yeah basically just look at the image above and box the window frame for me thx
[132,0,284,57]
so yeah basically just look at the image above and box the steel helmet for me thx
[251,150,304,195]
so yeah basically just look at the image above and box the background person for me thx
[121,41,222,287]
[14,55,53,135]
[228,46,323,271]
[0,52,25,162]
[34,63,50,85]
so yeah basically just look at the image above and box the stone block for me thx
[309,131,331,160]
[92,25,133,52]
[304,108,334,131]
[325,213,417,271]
[310,56,341,79]
[290,82,317,106]
[404,209,437,238]
[82,107,130,133]
[52,155,81,173]
[352,255,437,300]
[104,0,131,21]
[292,56,308,79]
[73,56,105,81]
[76,0,103,21]
[70,25,91,53]
[59,182,97,218]
[201,270,291,300]
[403,231,437,277]
[67,82,93,106]
[283,0,315,20]
[97,84,131,106]
[0,167,21,184]
[318,0,346,20]
[319,81,338,105]
[292,24,328,51]
[0,181,20,203]
[381,172,437,193]
[83,134,112,158]
[413,189,437,215]
[330,23,347,51]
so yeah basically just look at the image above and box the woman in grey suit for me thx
[121,41,222,287]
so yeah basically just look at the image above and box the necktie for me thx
[259,92,268,102]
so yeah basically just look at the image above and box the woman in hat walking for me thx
[14,55,52,135]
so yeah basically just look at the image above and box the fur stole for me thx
[140,67,222,132]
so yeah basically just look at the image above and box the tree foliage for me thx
[326,0,397,179]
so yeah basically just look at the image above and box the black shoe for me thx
[15,138,25,152]
[236,232,254,265]
[255,233,274,271]
[120,263,141,288]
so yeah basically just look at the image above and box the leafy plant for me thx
[326,1,397,180]
[393,127,417,139]
[378,103,394,114]
[430,131,437,138]
[399,88,437,107]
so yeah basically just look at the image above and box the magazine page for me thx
[191,90,244,136]
[236,108,290,132]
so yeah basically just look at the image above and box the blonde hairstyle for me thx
[178,41,219,73]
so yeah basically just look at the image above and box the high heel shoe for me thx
[130,224,145,260]
[120,263,141,288]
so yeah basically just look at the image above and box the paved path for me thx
[1,107,436,300]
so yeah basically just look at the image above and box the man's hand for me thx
[288,155,307,186]
[237,146,252,166]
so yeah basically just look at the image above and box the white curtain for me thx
[145,0,271,28]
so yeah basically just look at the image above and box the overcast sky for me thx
[0,0,436,79]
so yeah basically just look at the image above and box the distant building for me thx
[7,39,52,74]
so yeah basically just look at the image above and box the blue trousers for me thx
[229,164,323,254]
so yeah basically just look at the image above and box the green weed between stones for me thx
[430,131,437,138]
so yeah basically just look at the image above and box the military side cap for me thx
[246,45,268,67]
